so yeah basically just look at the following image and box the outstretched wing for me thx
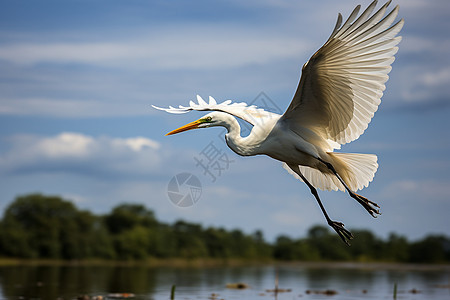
[152,95,280,126]
[281,0,404,145]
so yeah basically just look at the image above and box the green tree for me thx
[273,235,296,260]
[105,204,157,234]
[227,229,263,259]
[105,204,160,259]
[409,235,449,263]
[349,229,384,261]
[89,218,116,259]
[204,227,232,258]
[0,194,116,260]
[1,194,450,264]
[147,224,176,258]
[307,225,351,260]
[1,194,79,258]
[384,233,409,262]
[114,226,151,260]
[173,220,208,258]
[251,230,272,259]
[0,217,35,258]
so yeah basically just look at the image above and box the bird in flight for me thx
[153,0,403,245]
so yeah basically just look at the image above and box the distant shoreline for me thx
[0,258,448,270]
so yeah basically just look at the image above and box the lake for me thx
[0,262,449,299]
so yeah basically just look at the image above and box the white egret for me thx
[153,0,403,245]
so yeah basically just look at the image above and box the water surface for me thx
[0,263,449,299]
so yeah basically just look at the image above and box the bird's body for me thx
[208,110,376,192]
[225,114,319,167]
[153,0,403,244]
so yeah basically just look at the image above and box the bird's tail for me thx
[284,152,378,192]
[327,152,378,191]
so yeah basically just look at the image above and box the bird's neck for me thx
[223,118,257,156]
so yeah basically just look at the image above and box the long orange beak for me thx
[166,119,204,136]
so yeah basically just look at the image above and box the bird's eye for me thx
[205,116,212,122]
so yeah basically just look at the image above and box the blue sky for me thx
[0,0,449,242]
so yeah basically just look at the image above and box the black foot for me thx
[329,221,353,246]
[351,193,380,218]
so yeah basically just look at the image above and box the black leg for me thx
[318,158,381,218]
[288,164,353,245]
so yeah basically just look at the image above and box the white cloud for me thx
[392,64,450,105]
[0,27,311,70]
[381,179,450,202]
[0,42,133,65]
[36,132,95,159]
[0,132,164,177]
[421,68,450,87]
[0,24,313,118]
[2,0,448,120]
[0,98,155,118]
[118,137,160,152]
[400,36,450,55]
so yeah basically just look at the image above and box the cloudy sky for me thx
[1,0,449,242]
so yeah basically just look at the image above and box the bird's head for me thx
[166,112,230,136]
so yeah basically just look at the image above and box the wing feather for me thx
[340,1,392,41]
[334,5,361,38]
[282,0,403,145]
[326,13,343,43]
[334,0,379,40]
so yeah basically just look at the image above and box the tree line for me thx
[0,194,448,263]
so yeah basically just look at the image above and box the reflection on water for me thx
[0,265,158,299]
[0,263,449,299]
